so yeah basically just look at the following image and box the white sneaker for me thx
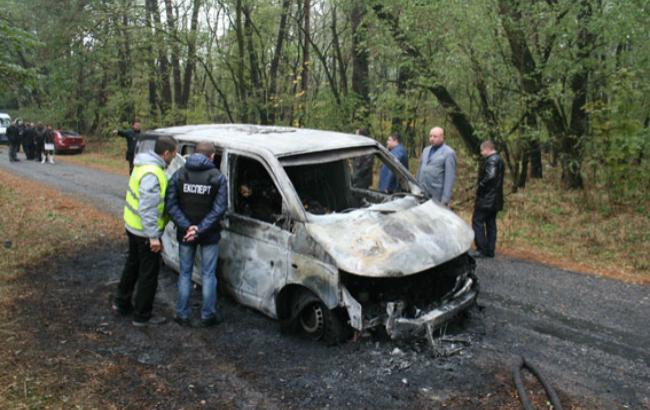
[41,159,46,164]
[49,159,55,164]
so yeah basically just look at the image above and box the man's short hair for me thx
[196,141,215,157]
[389,132,401,143]
[480,140,495,150]
[154,135,177,155]
[133,118,140,124]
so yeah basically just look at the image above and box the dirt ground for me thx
[2,241,583,409]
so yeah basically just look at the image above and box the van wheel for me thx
[292,291,351,345]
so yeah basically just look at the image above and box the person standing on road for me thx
[22,122,36,160]
[113,135,178,327]
[6,120,20,162]
[114,119,141,175]
[165,141,228,328]
[416,126,457,206]
[471,140,505,258]
[378,132,409,194]
[34,123,46,163]
[43,125,56,164]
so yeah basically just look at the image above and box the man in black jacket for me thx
[22,123,36,160]
[165,141,228,327]
[114,119,141,174]
[6,120,20,162]
[471,140,505,258]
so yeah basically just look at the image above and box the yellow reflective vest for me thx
[123,164,169,234]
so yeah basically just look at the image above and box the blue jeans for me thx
[176,242,219,320]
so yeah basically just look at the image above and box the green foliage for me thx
[0,0,648,207]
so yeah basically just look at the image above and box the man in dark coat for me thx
[6,120,20,162]
[165,141,228,327]
[378,132,409,194]
[22,123,36,160]
[471,140,505,258]
[114,119,141,174]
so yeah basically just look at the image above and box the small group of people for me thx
[364,125,505,259]
[6,120,56,164]
[112,135,228,328]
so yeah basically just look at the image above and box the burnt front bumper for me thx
[384,274,477,339]
[340,269,478,339]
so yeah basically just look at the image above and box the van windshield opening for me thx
[283,151,414,215]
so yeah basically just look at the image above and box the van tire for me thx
[292,290,351,345]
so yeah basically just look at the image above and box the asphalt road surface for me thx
[1,150,648,408]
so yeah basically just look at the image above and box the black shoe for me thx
[174,316,192,327]
[132,315,168,327]
[200,313,224,328]
[111,303,132,317]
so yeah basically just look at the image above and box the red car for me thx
[54,130,86,154]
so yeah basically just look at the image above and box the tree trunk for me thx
[147,0,171,116]
[331,4,347,96]
[117,2,133,123]
[164,0,183,109]
[235,0,248,122]
[243,5,267,124]
[351,1,369,125]
[301,0,310,94]
[180,0,202,110]
[268,0,291,124]
[144,0,158,118]
[561,0,593,189]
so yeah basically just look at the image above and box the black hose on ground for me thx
[512,356,563,410]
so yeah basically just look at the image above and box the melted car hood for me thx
[305,197,474,277]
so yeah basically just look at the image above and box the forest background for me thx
[1,0,649,277]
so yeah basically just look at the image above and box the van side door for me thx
[219,153,290,318]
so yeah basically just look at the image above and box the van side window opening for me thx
[231,155,282,223]
[284,152,409,215]
[181,144,195,156]
[213,149,223,169]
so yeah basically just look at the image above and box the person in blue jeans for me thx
[165,141,228,327]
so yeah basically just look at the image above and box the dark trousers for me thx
[472,208,498,257]
[9,142,20,161]
[114,230,161,321]
[23,142,34,159]
[34,143,43,161]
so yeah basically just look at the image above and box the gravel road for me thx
[1,150,648,408]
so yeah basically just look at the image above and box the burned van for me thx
[143,124,478,343]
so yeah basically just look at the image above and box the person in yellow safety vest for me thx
[112,135,178,327]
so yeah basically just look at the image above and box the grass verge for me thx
[0,169,122,408]
[56,134,129,176]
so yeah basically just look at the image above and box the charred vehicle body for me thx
[137,124,478,343]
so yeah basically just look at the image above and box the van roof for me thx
[153,124,377,157]
[0,113,10,119]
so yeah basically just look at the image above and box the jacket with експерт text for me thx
[166,153,228,245]
[124,151,169,239]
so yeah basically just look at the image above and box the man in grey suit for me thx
[416,127,457,206]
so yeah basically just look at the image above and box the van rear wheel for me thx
[292,290,351,344]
